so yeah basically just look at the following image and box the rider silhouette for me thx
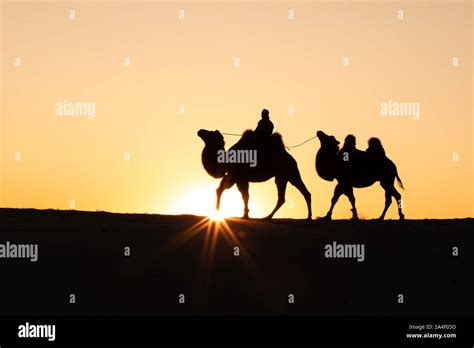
[366,137,386,159]
[254,109,274,140]
[366,137,387,177]
[340,135,356,157]
[337,134,366,180]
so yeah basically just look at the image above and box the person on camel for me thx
[254,108,274,140]
[338,134,364,175]
[339,134,357,159]
[366,137,386,160]
[366,137,387,176]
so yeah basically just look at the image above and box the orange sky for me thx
[1,1,473,219]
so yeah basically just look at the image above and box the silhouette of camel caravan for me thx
[197,129,312,220]
[315,131,405,220]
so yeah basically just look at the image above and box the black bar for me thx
[0,315,473,345]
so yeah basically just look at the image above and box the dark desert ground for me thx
[0,208,472,316]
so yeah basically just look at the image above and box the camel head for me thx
[197,129,226,179]
[316,130,340,153]
[197,129,225,148]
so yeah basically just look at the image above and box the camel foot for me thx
[351,209,358,220]
[399,214,405,220]
[242,214,249,219]
[351,215,359,221]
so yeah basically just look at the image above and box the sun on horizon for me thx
[167,184,267,219]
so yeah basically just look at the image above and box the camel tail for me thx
[396,172,405,190]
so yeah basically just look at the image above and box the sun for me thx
[208,209,226,222]
[170,184,244,219]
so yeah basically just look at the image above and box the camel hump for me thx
[229,129,254,150]
[271,132,285,151]
[242,129,254,139]
[230,130,286,155]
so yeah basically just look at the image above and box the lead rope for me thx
[221,132,317,151]
[284,136,317,150]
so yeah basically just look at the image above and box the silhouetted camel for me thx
[315,131,405,220]
[197,129,312,219]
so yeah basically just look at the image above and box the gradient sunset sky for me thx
[1,0,472,219]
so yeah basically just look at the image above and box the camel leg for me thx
[236,181,250,219]
[289,174,312,220]
[265,177,288,220]
[378,184,392,220]
[345,187,358,220]
[391,187,405,220]
[216,174,235,210]
[324,183,344,220]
